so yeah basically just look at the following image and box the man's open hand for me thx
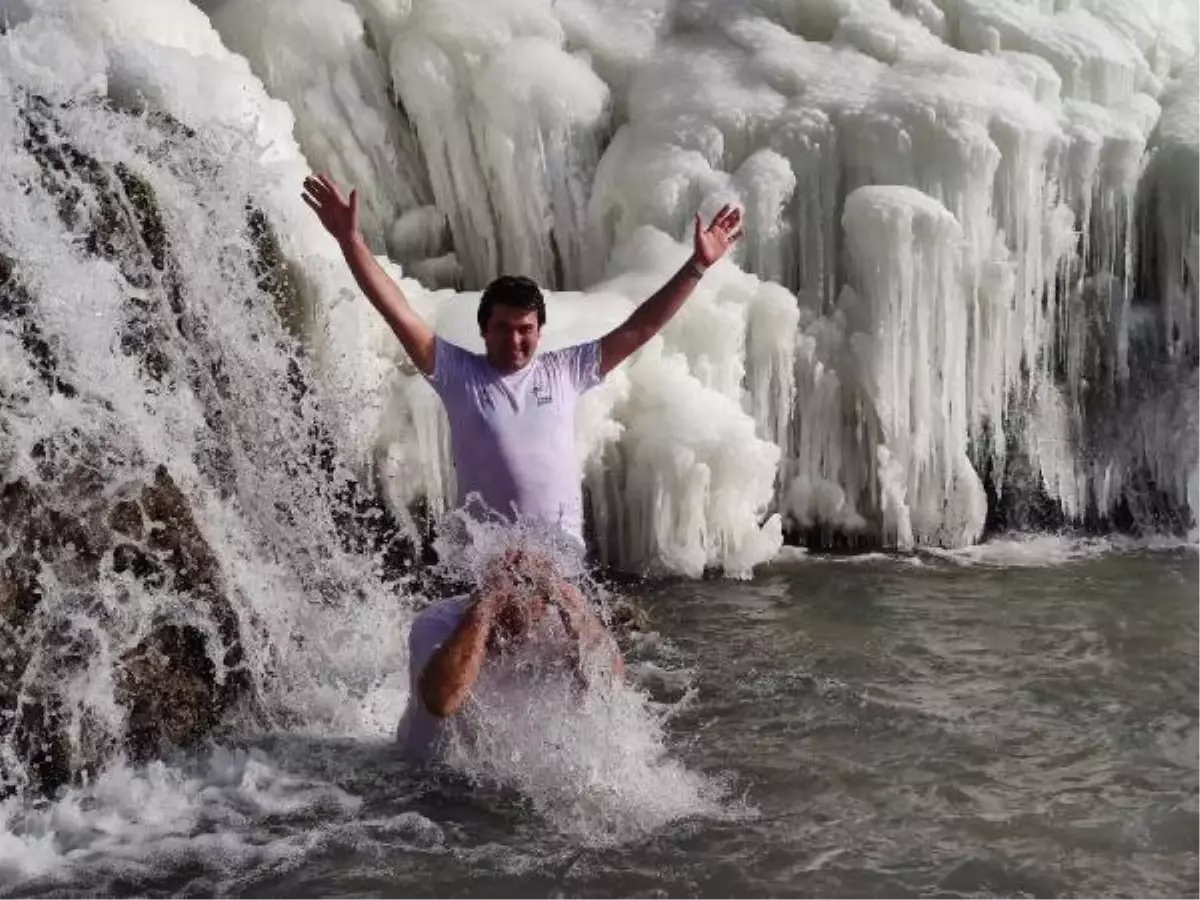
[693,204,743,268]
[302,173,359,245]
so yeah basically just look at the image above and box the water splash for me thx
[441,662,738,844]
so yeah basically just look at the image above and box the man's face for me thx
[482,305,541,373]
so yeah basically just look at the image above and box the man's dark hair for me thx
[477,275,546,331]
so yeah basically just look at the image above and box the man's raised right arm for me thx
[302,174,436,376]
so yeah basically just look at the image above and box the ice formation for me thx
[304,0,1195,564]
[208,0,435,265]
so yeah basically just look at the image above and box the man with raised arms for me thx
[302,173,743,553]
[302,173,743,757]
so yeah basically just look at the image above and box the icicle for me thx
[843,185,986,547]
[210,0,432,258]
[387,0,609,288]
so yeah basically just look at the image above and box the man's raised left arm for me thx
[598,205,743,376]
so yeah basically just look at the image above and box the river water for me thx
[1,538,1195,898]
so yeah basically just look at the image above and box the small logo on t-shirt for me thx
[477,385,495,411]
[532,380,553,406]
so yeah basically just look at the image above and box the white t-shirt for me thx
[425,337,603,545]
[396,594,472,762]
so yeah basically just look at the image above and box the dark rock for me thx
[0,251,77,398]
[108,499,144,539]
[11,701,71,799]
[0,552,42,631]
[247,205,304,338]
[18,94,183,388]
[0,465,253,797]
[609,595,651,634]
[111,542,165,587]
[116,624,219,764]
[138,465,246,671]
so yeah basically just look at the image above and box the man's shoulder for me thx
[412,594,469,628]
[539,338,597,358]
[432,338,489,383]
[536,340,602,394]
[537,340,599,371]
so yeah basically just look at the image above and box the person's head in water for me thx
[478,275,545,373]
[480,546,559,652]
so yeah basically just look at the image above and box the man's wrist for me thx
[338,231,365,253]
[683,256,708,280]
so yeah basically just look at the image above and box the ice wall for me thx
[207,0,439,273]
[1141,56,1199,362]
[841,186,987,548]
[194,0,1198,555]
[384,0,612,288]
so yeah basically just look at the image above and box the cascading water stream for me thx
[0,66,417,802]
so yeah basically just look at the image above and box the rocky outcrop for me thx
[0,96,261,797]
[1,463,254,797]
[1,92,426,797]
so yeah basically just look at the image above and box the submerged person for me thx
[397,547,624,762]
[301,173,744,552]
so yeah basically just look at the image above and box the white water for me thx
[0,0,1197,885]
[440,657,734,843]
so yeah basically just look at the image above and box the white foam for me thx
[440,664,737,844]
[922,533,1117,567]
[0,748,361,889]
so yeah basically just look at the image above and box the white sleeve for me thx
[547,339,603,395]
[424,337,474,395]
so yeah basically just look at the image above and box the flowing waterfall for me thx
[0,4,422,798]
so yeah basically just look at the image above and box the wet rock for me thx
[108,498,144,539]
[246,205,304,338]
[19,93,183,388]
[116,624,219,764]
[11,701,72,799]
[0,464,252,797]
[0,251,76,398]
[2,93,424,797]
[609,595,651,635]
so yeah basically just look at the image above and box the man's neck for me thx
[487,356,534,376]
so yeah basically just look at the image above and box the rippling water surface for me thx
[2,540,1196,898]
